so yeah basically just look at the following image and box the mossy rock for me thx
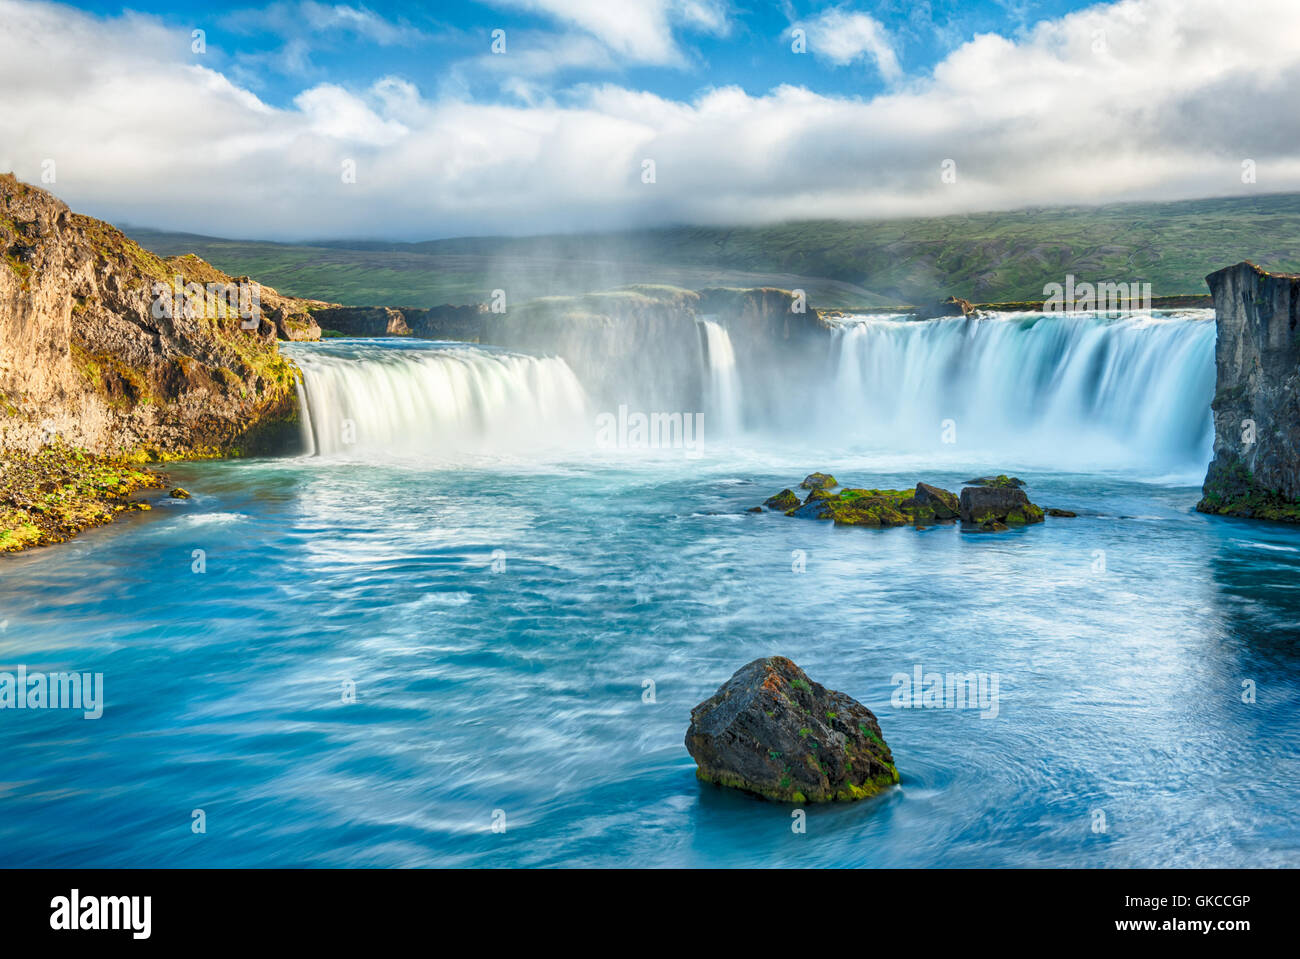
[799,472,837,490]
[686,657,897,804]
[763,488,799,511]
[1197,456,1300,522]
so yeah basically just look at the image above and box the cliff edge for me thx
[1197,261,1300,522]
[0,173,323,459]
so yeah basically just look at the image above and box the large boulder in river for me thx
[911,482,960,520]
[959,484,1044,528]
[763,488,799,511]
[799,472,837,490]
[685,657,898,803]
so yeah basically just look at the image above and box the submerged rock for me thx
[685,657,898,803]
[1046,508,1077,517]
[799,472,838,490]
[959,484,1044,527]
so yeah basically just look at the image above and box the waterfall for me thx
[698,318,743,435]
[824,311,1217,469]
[283,310,1216,473]
[286,340,589,457]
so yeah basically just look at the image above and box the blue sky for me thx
[2,0,1297,240]
[65,1,1096,108]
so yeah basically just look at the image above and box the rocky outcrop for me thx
[757,478,979,528]
[696,287,824,344]
[404,304,487,341]
[912,481,960,520]
[930,295,976,317]
[310,303,488,341]
[799,471,837,489]
[763,489,799,511]
[757,474,1047,531]
[685,657,898,803]
[1197,261,1300,522]
[0,174,320,458]
[964,474,1025,488]
[312,306,410,337]
[959,483,1044,530]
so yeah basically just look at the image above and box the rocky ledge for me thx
[1197,261,1300,522]
[0,442,167,552]
[756,472,1045,531]
[685,657,898,803]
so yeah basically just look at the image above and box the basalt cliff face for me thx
[1198,261,1300,522]
[0,174,324,458]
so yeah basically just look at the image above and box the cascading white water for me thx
[287,340,589,457]
[824,310,1217,469]
[698,318,743,435]
[284,311,1215,472]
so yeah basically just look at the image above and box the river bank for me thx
[0,443,167,552]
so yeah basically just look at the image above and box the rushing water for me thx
[698,318,743,436]
[1,314,1297,867]
[823,311,1217,470]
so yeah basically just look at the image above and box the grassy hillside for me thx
[128,192,1300,309]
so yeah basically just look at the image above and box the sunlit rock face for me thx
[0,174,319,458]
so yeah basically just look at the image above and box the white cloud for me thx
[799,6,901,79]
[484,0,731,65]
[224,1,424,46]
[0,0,1298,241]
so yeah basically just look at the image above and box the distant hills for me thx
[127,192,1300,309]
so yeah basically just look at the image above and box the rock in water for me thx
[799,472,837,490]
[1197,261,1300,522]
[963,474,1025,488]
[911,481,960,520]
[762,488,799,511]
[685,657,898,803]
[168,487,190,499]
[959,484,1044,528]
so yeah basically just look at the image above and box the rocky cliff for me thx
[0,174,325,458]
[313,303,486,340]
[1198,261,1300,522]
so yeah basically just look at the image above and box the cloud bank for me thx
[1,0,1297,240]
